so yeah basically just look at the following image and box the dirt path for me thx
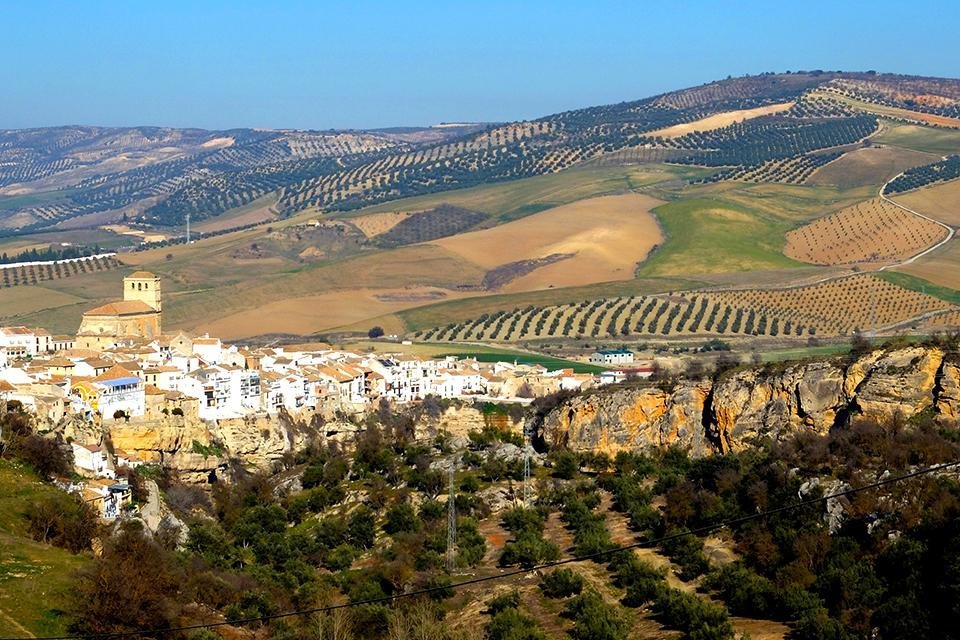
[0,608,35,638]
[878,165,957,271]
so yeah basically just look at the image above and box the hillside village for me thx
[0,272,637,494]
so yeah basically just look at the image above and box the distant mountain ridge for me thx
[1,70,958,234]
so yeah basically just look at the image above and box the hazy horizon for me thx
[3,0,959,131]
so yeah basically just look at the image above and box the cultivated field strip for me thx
[785,198,949,265]
[0,255,121,289]
[719,150,843,184]
[418,275,955,341]
[919,309,960,331]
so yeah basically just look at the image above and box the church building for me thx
[77,272,163,350]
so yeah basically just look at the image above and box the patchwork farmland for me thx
[784,198,948,265]
[417,275,955,342]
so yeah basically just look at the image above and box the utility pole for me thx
[446,463,457,572]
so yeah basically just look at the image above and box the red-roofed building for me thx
[77,273,162,350]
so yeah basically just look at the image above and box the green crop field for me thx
[870,123,960,156]
[636,197,803,277]
[347,164,707,222]
[877,271,960,305]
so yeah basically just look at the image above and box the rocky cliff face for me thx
[540,346,958,456]
[54,409,337,483]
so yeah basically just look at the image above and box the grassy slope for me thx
[870,123,960,156]
[0,190,74,212]
[347,164,709,222]
[877,271,960,305]
[0,460,86,638]
[636,197,804,277]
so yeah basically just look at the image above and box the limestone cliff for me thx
[540,346,958,456]
[55,409,331,483]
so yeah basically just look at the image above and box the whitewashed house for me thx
[71,443,114,478]
[0,327,37,358]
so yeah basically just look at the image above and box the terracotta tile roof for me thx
[92,364,137,383]
[127,271,157,279]
[0,380,16,392]
[84,300,157,316]
[0,326,32,335]
[83,358,113,369]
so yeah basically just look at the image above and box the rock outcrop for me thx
[541,347,959,456]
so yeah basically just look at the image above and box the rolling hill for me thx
[3,70,960,344]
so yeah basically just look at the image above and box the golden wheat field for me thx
[347,211,413,237]
[895,238,960,289]
[784,198,947,265]
[430,193,663,292]
[644,102,794,138]
[892,179,960,226]
[195,287,468,339]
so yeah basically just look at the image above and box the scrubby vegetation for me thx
[4,385,960,638]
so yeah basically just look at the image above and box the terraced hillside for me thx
[4,72,960,237]
[417,275,955,342]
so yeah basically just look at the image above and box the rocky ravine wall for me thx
[540,347,960,457]
[53,402,520,483]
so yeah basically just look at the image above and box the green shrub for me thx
[501,507,546,535]
[348,505,376,549]
[383,502,421,535]
[661,533,710,580]
[654,587,733,639]
[563,589,629,640]
[550,450,579,479]
[539,568,584,598]
[499,531,561,568]
[486,591,521,615]
[487,607,544,640]
[609,552,667,607]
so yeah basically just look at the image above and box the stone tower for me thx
[123,271,162,311]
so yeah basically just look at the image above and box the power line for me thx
[6,459,959,640]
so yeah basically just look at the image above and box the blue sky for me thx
[2,1,958,130]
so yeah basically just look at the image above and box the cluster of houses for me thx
[0,326,607,429]
[0,274,658,511]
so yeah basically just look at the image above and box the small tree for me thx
[368,326,385,339]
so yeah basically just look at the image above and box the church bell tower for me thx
[123,271,162,311]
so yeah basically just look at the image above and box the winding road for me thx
[877,164,956,272]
